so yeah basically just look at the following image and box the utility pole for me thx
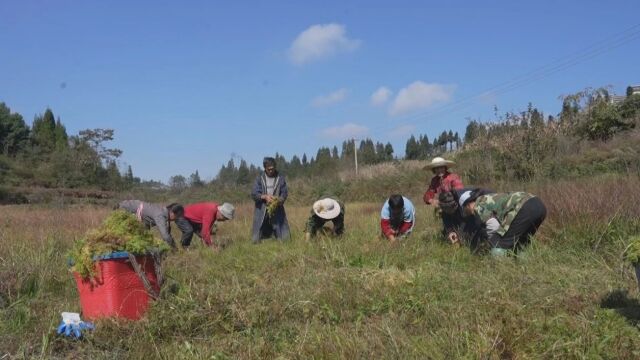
[353,138,359,177]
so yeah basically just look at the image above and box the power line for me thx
[363,22,640,138]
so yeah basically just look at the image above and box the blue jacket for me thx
[250,172,291,242]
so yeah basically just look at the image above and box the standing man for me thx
[251,157,291,243]
[305,196,345,241]
[118,200,184,249]
[177,202,235,250]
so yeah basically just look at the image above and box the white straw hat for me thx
[313,198,341,220]
[424,157,455,169]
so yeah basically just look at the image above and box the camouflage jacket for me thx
[475,192,535,236]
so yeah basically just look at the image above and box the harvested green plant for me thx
[267,197,281,217]
[69,210,170,278]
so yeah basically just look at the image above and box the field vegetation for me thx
[1,175,640,358]
[1,86,640,358]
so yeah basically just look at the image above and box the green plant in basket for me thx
[69,210,170,278]
[623,235,640,264]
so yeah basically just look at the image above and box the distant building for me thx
[609,84,640,104]
[610,95,627,105]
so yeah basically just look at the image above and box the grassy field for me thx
[1,177,640,359]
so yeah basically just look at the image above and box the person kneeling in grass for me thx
[305,196,345,241]
[380,194,416,245]
[176,202,235,250]
[458,189,546,256]
[118,200,184,249]
[438,188,494,248]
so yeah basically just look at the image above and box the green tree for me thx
[375,142,385,163]
[384,142,394,160]
[577,100,633,141]
[331,146,339,160]
[627,86,634,97]
[169,175,187,192]
[189,170,204,187]
[0,103,30,156]
[31,108,57,152]
[359,139,376,164]
[78,128,122,164]
[105,160,123,190]
[54,119,69,150]
[125,165,135,185]
[464,120,481,144]
[405,135,419,160]
[620,94,640,120]
[237,160,251,185]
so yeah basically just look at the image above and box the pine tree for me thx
[32,108,57,151]
[331,146,339,160]
[126,165,134,183]
[189,170,204,187]
[384,142,394,161]
[375,142,385,163]
[0,102,30,156]
[405,135,418,160]
[237,160,251,184]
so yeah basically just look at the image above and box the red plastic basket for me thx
[73,252,159,320]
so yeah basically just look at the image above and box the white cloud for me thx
[389,124,416,138]
[389,81,456,116]
[370,86,392,107]
[311,88,349,107]
[321,123,369,139]
[288,23,360,65]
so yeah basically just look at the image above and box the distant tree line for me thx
[0,102,136,191]
[212,130,462,185]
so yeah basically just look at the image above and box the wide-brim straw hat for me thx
[313,198,341,220]
[424,157,455,170]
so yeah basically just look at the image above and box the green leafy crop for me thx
[69,210,169,278]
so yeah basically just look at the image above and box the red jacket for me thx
[380,219,413,238]
[184,202,219,246]
[423,171,464,204]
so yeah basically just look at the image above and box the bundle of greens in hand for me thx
[266,197,281,217]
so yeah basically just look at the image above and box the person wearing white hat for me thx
[176,202,235,251]
[422,156,464,207]
[304,196,345,241]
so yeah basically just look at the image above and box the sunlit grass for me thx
[1,187,640,358]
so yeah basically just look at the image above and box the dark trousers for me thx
[310,214,345,236]
[175,217,202,247]
[489,197,547,251]
[259,217,276,240]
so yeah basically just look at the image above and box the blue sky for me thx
[1,0,639,182]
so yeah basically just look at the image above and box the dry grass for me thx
[1,176,640,358]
